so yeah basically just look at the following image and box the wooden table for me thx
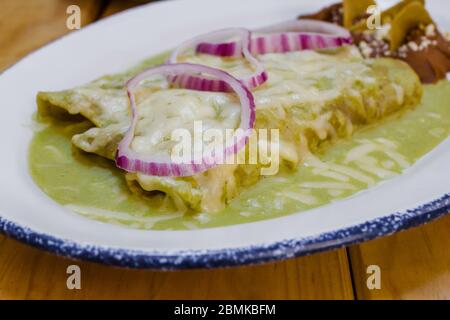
[0,0,449,300]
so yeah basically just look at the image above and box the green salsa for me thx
[29,77,450,230]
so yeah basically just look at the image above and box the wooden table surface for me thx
[0,0,449,300]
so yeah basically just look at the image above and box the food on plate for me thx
[37,45,421,212]
[30,1,450,229]
[300,0,450,83]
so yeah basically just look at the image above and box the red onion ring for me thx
[168,28,268,92]
[116,63,256,177]
[196,19,353,57]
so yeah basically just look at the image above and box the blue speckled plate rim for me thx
[0,0,448,270]
[1,193,448,269]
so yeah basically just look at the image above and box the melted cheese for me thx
[37,46,422,213]
[132,89,241,156]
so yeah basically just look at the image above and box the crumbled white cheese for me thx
[425,24,436,37]
[418,37,432,50]
[408,41,419,51]
[359,41,373,58]
[397,45,408,58]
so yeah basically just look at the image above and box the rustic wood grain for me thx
[0,0,104,71]
[349,214,450,300]
[0,237,354,299]
[0,0,354,300]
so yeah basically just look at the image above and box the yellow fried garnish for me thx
[343,0,376,28]
[349,0,425,32]
[390,1,433,50]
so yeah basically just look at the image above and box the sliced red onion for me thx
[116,63,256,177]
[168,28,268,92]
[196,19,353,57]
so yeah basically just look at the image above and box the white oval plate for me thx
[0,0,449,269]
